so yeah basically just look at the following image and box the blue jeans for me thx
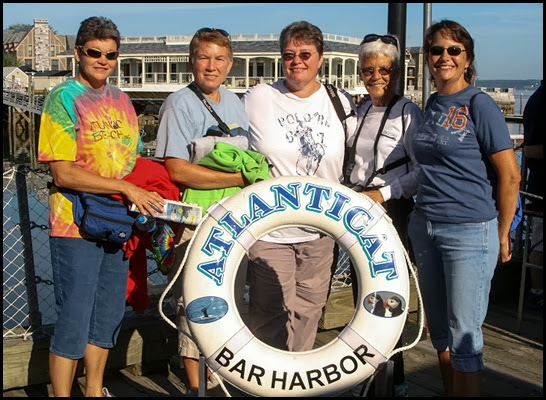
[49,237,129,359]
[408,211,499,372]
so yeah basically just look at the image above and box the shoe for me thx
[186,387,198,397]
[394,381,409,397]
[102,387,115,397]
[351,379,371,397]
[525,289,543,311]
[207,373,222,390]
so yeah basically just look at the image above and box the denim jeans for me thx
[408,211,499,372]
[49,237,129,359]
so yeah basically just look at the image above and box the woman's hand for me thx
[361,189,384,203]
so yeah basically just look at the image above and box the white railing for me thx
[121,32,362,45]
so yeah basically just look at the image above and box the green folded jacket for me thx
[182,141,271,215]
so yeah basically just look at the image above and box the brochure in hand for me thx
[131,200,202,226]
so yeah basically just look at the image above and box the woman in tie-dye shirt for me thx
[37,16,165,398]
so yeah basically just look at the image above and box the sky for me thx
[3,2,543,80]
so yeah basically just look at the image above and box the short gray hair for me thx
[359,37,400,69]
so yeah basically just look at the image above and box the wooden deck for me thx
[3,262,543,397]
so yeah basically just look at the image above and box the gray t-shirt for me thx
[155,85,249,160]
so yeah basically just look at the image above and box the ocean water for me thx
[508,89,535,136]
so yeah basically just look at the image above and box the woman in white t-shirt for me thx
[242,20,357,352]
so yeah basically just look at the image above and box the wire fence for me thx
[2,164,170,339]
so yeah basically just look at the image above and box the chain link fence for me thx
[2,163,170,339]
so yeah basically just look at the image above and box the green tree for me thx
[3,52,23,67]
[7,24,32,31]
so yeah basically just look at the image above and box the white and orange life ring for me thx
[181,176,410,397]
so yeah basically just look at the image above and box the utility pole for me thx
[387,3,407,97]
[422,3,432,109]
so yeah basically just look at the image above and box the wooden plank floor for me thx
[4,263,543,397]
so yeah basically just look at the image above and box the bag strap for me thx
[324,83,356,183]
[188,82,232,136]
[344,94,401,187]
[324,83,355,134]
[370,100,411,180]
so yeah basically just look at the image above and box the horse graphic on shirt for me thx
[286,121,325,175]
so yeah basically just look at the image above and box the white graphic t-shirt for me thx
[243,80,356,243]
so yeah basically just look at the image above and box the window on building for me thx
[27,45,32,57]
[50,45,55,57]
[51,60,59,70]
[257,62,264,77]
[248,62,254,76]
[24,59,32,69]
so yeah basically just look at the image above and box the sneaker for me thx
[185,387,198,397]
[207,373,222,390]
[102,387,115,397]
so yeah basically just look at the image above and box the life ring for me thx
[182,176,410,397]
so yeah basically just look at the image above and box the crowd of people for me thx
[37,15,530,398]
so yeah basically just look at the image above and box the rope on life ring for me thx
[160,176,421,397]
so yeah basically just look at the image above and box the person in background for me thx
[522,80,544,311]
[347,33,423,397]
[242,20,357,352]
[408,20,521,396]
[154,27,249,396]
[37,16,164,397]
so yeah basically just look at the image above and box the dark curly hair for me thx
[75,16,120,49]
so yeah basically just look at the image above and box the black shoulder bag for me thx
[187,82,232,137]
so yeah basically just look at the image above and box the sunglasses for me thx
[281,51,317,62]
[77,46,119,61]
[195,27,230,38]
[361,34,398,49]
[429,45,466,56]
[359,66,394,77]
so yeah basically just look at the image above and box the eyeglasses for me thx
[361,34,398,49]
[281,51,318,62]
[429,45,466,56]
[77,46,119,61]
[195,27,230,39]
[359,66,394,77]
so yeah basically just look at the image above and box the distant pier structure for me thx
[478,87,516,114]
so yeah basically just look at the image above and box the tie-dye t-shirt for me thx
[38,78,141,238]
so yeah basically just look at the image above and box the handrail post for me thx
[15,164,42,330]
